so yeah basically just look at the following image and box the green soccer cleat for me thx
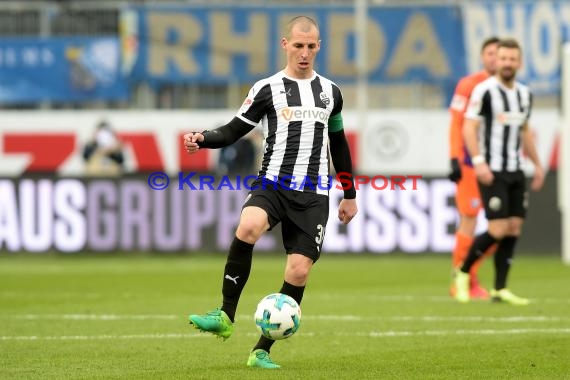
[454,269,470,304]
[188,308,234,340]
[490,289,530,306]
[247,349,281,369]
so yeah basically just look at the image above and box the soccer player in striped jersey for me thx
[184,16,358,368]
[448,37,500,299]
[454,38,544,305]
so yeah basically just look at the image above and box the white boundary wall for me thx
[0,109,560,177]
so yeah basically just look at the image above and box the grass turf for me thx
[0,253,569,379]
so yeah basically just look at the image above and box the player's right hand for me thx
[183,132,204,154]
[475,163,494,186]
[448,158,462,183]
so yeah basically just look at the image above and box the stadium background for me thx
[2,1,570,379]
[0,0,565,255]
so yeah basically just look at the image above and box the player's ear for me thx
[281,37,288,50]
[316,39,321,51]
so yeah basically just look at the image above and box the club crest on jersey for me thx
[470,198,480,209]
[319,92,330,106]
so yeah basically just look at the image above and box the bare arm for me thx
[463,117,494,185]
[521,123,540,167]
[521,122,545,191]
[463,118,481,159]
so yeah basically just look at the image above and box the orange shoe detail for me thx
[469,276,489,300]
[469,284,489,299]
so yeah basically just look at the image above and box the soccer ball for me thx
[254,293,301,340]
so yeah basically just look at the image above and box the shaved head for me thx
[284,16,319,39]
[281,15,321,79]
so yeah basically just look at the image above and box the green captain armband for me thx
[328,113,344,133]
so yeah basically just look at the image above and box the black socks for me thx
[494,236,517,290]
[461,232,498,273]
[220,238,307,354]
[221,237,254,322]
[460,232,519,290]
[253,281,305,353]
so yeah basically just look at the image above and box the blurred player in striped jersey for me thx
[448,37,500,299]
[454,38,544,305]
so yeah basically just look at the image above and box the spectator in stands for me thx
[83,120,124,176]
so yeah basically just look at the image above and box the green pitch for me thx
[1,253,569,379]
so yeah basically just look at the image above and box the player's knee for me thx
[507,223,522,236]
[235,219,266,243]
[285,262,311,285]
[488,221,509,239]
[286,270,309,286]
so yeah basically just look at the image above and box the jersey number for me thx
[315,224,325,245]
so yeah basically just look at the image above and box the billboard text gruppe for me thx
[0,177,472,254]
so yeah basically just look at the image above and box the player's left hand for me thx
[531,165,545,192]
[338,198,357,224]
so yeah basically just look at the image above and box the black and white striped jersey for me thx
[235,70,343,195]
[464,76,532,172]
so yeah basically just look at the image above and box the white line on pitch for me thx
[0,333,204,341]
[364,328,570,337]
[2,314,568,323]
[2,328,570,342]
[315,294,570,304]
[237,315,569,323]
[0,314,179,320]
[2,292,569,304]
